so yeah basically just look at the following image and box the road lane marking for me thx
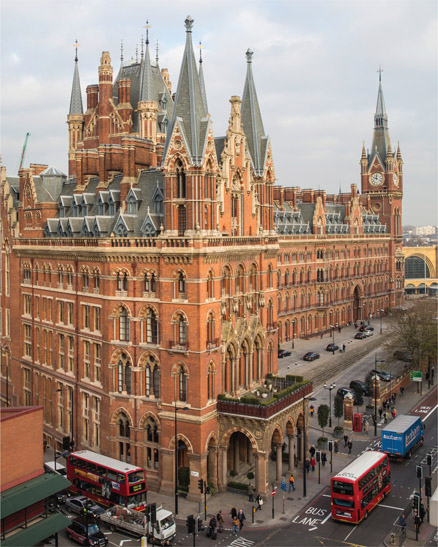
[379,504,404,510]
[344,524,357,541]
[422,404,438,421]
[321,512,331,524]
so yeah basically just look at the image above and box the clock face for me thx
[393,173,399,186]
[370,172,384,186]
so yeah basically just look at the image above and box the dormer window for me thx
[160,95,167,112]
[109,199,115,216]
[154,195,163,214]
[59,204,65,218]
[127,196,138,215]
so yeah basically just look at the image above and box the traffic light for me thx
[426,454,432,466]
[425,477,432,497]
[62,436,70,450]
[416,466,423,479]
[186,515,195,533]
[197,516,203,532]
[316,451,321,463]
[198,479,204,493]
[150,503,156,524]
[412,494,420,513]
[328,441,334,452]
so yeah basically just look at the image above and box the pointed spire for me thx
[361,141,367,159]
[370,68,391,167]
[69,39,83,115]
[141,36,144,60]
[198,41,208,113]
[155,40,159,67]
[241,49,268,176]
[120,39,124,65]
[139,33,155,102]
[163,15,209,164]
[397,141,402,159]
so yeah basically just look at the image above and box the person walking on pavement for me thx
[311,456,316,471]
[305,459,311,473]
[233,516,239,536]
[383,412,388,424]
[342,344,346,353]
[216,511,224,532]
[364,420,369,435]
[321,452,327,466]
[310,404,315,417]
[248,484,254,502]
[420,503,426,523]
[378,407,383,419]
[288,473,296,492]
[238,509,246,530]
[334,440,339,453]
[391,408,397,419]
[399,514,406,535]
[347,440,353,454]
[344,434,349,447]
[255,494,263,511]
[400,386,404,396]
[309,445,316,458]
[230,506,237,520]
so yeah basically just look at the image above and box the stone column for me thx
[276,443,282,482]
[255,451,268,496]
[208,447,218,489]
[372,374,381,409]
[219,446,228,491]
[288,435,295,471]
[233,436,240,473]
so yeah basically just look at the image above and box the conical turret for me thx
[241,49,268,177]
[69,43,83,115]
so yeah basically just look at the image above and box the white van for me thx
[44,461,67,476]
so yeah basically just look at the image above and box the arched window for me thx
[116,353,131,394]
[146,309,158,344]
[119,307,130,341]
[176,160,186,198]
[207,363,215,400]
[178,272,186,296]
[178,315,187,345]
[206,312,215,347]
[179,365,187,402]
[207,271,214,299]
[143,355,160,398]
[268,264,273,288]
[117,411,131,463]
[118,412,130,438]
[145,417,159,470]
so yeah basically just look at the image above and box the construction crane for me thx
[19,132,31,171]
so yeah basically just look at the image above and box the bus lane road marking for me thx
[292,504,330,530]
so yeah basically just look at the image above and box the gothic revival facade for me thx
[0,16,404,497]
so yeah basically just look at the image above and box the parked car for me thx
[349,380,371,396]
[336,387,359,405]
[65,496,105,518]
[278,349,292,358]
[363,329,374,337]
[393,350,413,362]
[359,325,374,333]
[326,343,339,352]
[66,517,108,546]
[372,369,394,382]
[355,332,367,339]
[303,352,320,362]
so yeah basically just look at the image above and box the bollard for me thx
[390,532,395,545]
[282,495,285,514]
[252,506,255,524]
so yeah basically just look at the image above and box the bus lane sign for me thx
[292,505,330,530]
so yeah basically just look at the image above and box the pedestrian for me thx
[208,516,217,539]
[420,503,426,523]
[248,484,254,502]
[230,506,237,520]
[382,400,387,410]
[414,514,421,533]
[338,325,341,333]
[399,514,406,535]
[354,321,358,329]
[321,452,327,466]
[347,440,353,454]
[310,404,315,417]
[288,473,296,492]
[343,434,348,447]
[364,420,369,435]
[216,511,224,532]
[342,344,346,353]
[309,445,316,458]
[378,407,383,419]
[233,516,239,536]
[238,509,246,530]
[311,456,316,471]
[383,412,388,424]
[43,437,47,453]
[334,440,339,453]
[391,408,396,419]
[392,393,396,404]
[255,494,263,511]
[305,459,311,473]
[400,386,404,396]
[332,348,335,355]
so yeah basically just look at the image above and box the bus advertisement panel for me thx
[67,450,147,511]
[331,451,391,523]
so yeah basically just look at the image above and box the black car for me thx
[336,387,359,405]
[355,332,367,340]
[359,325,374,333]
[278,349,292,358]
[303,352,320,362]
[326,343,339,352]
[66,517,108,546]
[349,380,371,396]
[65,496,105,519]
[372,369,394,382]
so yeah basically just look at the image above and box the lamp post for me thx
[379,309,384,335]
[55,386,74,471]
[373,355,386,436]
[292,320,295,349]
[174,403,189,515]
[302,395,316,497]
[323,383,336,428]
[330,325,335,346]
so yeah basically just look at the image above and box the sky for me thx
[1,0,437,225]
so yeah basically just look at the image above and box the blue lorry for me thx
[381,415,424,460]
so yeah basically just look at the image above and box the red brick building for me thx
[0,16,404,497]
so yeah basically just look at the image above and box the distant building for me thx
[403,245,438,296]
[414,226,437,236]
[0,406,70,546]
[0,16,404,497]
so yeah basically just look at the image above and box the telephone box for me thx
[353,413,362,432]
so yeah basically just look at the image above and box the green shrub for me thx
[240,396,260,405]
[179,466,190,488]
[227,481,250,491]
[247,472,255,480]
[230,469,237,477]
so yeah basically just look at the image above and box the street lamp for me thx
[379,309,384,335]
[174,403,189,515]
[373,355,386,436]
[323,382,336,428]
[302,394,316,497]
[330,325,335,346]
[292,320,295,349]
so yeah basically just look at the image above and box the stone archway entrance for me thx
[227,431,255,481]
[353,286,362,321]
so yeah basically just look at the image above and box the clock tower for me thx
[360,70,403,238]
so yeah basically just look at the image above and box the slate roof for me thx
[369,77,393,169]
[69,59,84,116]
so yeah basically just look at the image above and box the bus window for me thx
[70,457,77,466]
[332,481,354,495]
[333,498,354,508]
[86,462,96,473]
[107,470,117,482]
[128,470,145,483]
[96,466,106,477]
[117,473,126,483]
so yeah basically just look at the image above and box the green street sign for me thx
[410,370,422,382]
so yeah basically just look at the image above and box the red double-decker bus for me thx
[67,450,147,511]
[331,451,391,523]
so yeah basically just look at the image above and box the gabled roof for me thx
[163,15,209,165]
[241,50,269,177]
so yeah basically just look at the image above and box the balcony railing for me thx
[217,382,313,420]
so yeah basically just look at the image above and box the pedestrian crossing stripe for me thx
[227,538,255,546]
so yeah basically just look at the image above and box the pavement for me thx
[146,375,437,546]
